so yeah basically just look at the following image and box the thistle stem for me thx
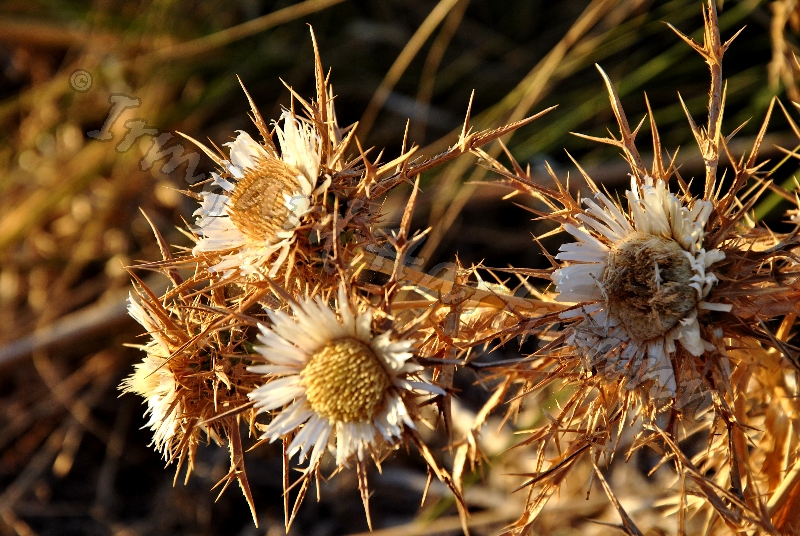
[355,249,564,314]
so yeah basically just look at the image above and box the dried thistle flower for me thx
[552,175,731,397]
[466,2,800,534]
[174,30,550,301]
[191,112,322,278]
[246,283,450,530]
[121,283,261,523]
[122,293,189,459]
[249,283,442,470]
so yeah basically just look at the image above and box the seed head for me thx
[604,233,697,341]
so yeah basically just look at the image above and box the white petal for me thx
[675,316,705,356]
[336,422,375,465]
[703,248,725,267]
[226,163,244,179]
[307,419,332,468]
[276,112,321,187]
[593,193,631,235]
[266,308,327,353]
[249,376,305,409]
[552,264,605,302]
[399,380,445,396]
[556,240,608,263]
[698,301,732,312]
[290,414,331,464]
[225,130,269,170]
[211,172,235,192]
[265,399,314,438]
[575,212,624,243]
[247,364,300,375]
[194,193,230,217]
[562,223,609,252]
[267,241,292,278]
[644,338,676,395]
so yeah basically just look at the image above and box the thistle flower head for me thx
[552,176,730,395]
[121,294,184,458]
[248,284,441,469]
[121,287,259,487]
[193,111,321,278]
[468,5,800,534]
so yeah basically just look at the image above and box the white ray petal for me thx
[249,376,304,409]
[562,223,609,252]
[264,399,314,438]
[225,130,269,170]
[556,240,608,263]
[576,211,625,243]
[552,264,605,302]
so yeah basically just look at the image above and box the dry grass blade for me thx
[148,0,346,62]
[411,0,470,143]
[418,0,623,263]
[358,0,463,140]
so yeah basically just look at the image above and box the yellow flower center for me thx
[603,233,696,341]
[227,158,302,242]
[301,337,391,423]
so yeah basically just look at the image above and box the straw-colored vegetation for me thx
[2,1,800,535]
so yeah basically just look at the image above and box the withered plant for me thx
[121,4,800,535]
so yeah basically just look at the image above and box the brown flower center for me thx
[227,158,302,242]
[603,233,697,342]
[301,337,391,423]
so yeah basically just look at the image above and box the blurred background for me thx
[0,0,797,534]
